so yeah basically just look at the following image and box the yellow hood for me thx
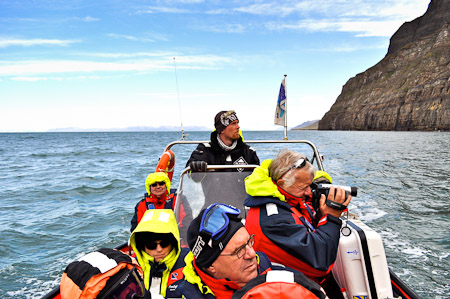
[129,209,180,295]
[145,172,171,195]
[244,159,286,202]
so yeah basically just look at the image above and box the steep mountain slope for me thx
[319,0,450,131]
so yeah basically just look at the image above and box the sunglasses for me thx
[151,181,165,187]
[200,203,241,240]
[279,157,309,180]
[145,239,171,250]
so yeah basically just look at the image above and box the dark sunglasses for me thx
[145,238,171,250]
[151,181,165,187]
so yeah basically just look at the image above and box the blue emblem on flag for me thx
[277,82,286,117]
[274,77,287,126]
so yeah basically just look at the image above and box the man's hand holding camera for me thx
[319,186,352,218]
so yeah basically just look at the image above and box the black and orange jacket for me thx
[60,248,145,299]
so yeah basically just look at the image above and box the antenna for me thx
[173,57,186,140]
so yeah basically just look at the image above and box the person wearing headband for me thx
[60,248,150,299]
[176,203,274,298]
[244,149,351,292]
[130,209,189,298]
[185,110,260,172]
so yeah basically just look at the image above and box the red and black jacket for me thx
[130,192,176,232]
[244,195,342,283]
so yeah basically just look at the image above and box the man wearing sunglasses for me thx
[130,172,177,232]
[60,248,150,299]
[130,209,189,298]
[185,110,260,172]
[244,149,351,290]
[173,203,276,298]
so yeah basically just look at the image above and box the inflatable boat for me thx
[43,139,420,299]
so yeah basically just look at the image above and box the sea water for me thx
[0,131,449,298]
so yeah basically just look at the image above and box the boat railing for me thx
[163,139,324,170]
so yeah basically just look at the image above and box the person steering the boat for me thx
[185,110,260,172]
[244,149,351,288]
[130,209,189,298]
[131,172,185,232]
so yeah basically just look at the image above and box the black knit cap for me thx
[214,110,239,134]
[187,204,244,268]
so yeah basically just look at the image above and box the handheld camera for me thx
[311,183,357,211]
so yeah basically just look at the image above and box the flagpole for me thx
[284,74,287,140]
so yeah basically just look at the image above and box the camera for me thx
[311,183,357,211]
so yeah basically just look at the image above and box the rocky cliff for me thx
[319,0,450,131]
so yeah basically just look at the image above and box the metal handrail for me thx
[163,139,324,170]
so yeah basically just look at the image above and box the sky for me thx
[0,0,430,132]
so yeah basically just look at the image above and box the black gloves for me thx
[189,161,208,172]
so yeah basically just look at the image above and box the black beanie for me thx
[187,206,244,268]
[214,110,239,133]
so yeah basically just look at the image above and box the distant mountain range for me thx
[46,121,320,132]
[290,120,320,130]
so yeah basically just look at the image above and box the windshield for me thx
[173,167,255,245]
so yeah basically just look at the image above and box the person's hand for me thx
[189,161,208,172]
[319,186,351,218]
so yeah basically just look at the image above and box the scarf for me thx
[217,135,237,151]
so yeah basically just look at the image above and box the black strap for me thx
[347,221,378,299]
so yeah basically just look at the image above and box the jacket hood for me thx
[145,172,171,195]
[245,159,286,202]
[130,209,180,256]
[129,209,180,294]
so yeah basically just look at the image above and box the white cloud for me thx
[107,33,155,42]
[74,16,100,22]
[0,38,79,48]
[204,24,246,33]
[234,2,296,17]
[229,0,429,36]
[0,54,234,77]
[137,6,191,14]
[133,1,428,37]
[272,18,406,37]
[85,51,176,58]
[11,77,48,82]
